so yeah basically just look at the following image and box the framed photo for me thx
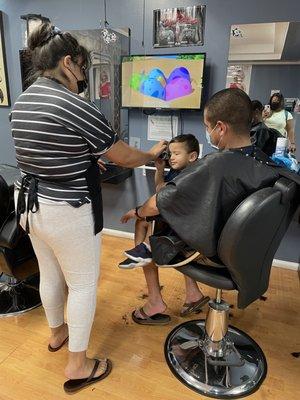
[0,11,10,106]
[153,5,206,48]
[226,64,252,95]
[93,64,111,100]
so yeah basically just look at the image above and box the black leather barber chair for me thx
[164,177,299,398]
[0,165,41,316]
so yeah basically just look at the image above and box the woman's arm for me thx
[105,140,167,168]
[286,119,296,152]
[60,98,167,166]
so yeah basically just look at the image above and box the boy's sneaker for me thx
[118,258,147,269]
[124,242,152,263]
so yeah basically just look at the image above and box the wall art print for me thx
[0,11,10,107]
[153,5,205,48]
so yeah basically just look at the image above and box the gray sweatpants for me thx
[16,193,101,352]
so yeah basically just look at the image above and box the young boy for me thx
[119,134,200,268]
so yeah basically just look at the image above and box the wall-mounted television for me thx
[121,53,205,110]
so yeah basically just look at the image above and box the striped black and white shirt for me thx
[11,77,118,206]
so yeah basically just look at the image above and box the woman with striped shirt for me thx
[11,23,166,393]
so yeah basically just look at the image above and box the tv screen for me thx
[121,54,205,110]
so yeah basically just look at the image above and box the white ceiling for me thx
[229,22,290,61]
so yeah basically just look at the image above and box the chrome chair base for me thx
[165,319,267,399]
[0,273,41,317]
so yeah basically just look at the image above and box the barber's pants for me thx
[17,195,101,352]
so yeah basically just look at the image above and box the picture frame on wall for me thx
[226,64,252,95]
[93,63,111,100]
[0,11,10,107]
[153,5,206,48]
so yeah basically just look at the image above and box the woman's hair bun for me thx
[27,22,53,51]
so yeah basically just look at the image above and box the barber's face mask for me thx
[76,79,87,94]
[68,64,88,94]
[205,124,220,150]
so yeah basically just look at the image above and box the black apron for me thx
[17,157,103,235]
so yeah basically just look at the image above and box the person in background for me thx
[263,92,296,153]
[251,100,283,156]
[10,22,166,393]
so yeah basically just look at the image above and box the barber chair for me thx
[0,165,41,316]
[164,177,299,398]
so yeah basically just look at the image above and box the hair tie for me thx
[49,26,62,38]
[39,26,62,46]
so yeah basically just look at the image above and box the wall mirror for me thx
[227,22,300,264]
[71,28,130,142]
[226,21,300,159]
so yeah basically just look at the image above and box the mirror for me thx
[69,28,132,184]
[226,21,300,265]
[70,28,130,143]
[226,21,300,159]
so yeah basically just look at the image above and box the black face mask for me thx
[270,102,281,111]
[68,67,88,94]
[77,79,88,94]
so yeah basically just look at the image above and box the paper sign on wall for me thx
[147,115,178,141]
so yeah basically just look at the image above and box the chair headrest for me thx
[273,177,297,205]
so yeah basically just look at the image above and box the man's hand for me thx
[149,140,168,159]
[262,109,271,119]
[120,209,136,223]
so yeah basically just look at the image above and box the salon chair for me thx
[0,164,41,316]
[164,177,299,398]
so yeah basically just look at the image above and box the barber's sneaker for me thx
[118,258,147,269]
[124,242,152,263]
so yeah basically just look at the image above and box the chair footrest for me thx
[207,354,245,367]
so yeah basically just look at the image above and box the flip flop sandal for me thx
[63,358,112,394]
[48,336,69,352]
[131,307,171,325]
[180,296,210,317]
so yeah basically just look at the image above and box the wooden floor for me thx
[0,235,299,400]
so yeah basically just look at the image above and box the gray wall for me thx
[0,0,299,262]
[249,64,300,104]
